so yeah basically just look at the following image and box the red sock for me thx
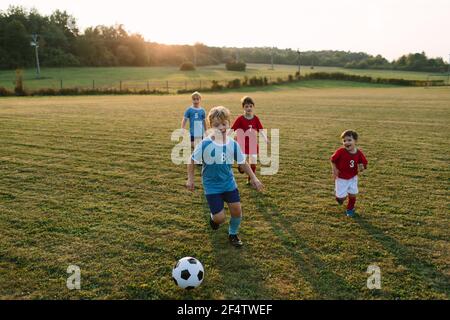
[347,196,356,210]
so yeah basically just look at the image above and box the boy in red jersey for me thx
[331,130,368,217]
[231,96,269,184]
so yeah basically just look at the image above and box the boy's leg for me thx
[335,178,348,206]
[227,202,242,235]
[346,176,359,217]
[238,154,247,174]
[347,194,356,211]
[190,136,195,150]
[212,210,226,226]
[205,194,226,229]
[247,155,257,183]
[224,189,243,247]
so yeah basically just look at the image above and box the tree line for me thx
[0,6,448,73]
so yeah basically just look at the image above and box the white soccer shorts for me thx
[335,176,358,198]
[244,154,258,164]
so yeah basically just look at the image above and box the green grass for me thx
[0,86,449,299]
[0,64,448,92]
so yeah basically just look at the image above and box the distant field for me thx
[0,86,449,299]
[0,64,448,92]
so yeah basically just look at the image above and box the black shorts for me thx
[205,189,240,214]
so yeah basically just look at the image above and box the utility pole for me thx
[193,45,197,67]
[297,49,301,75]
[30,34,40,78]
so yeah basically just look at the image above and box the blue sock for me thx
[229,216,242,235]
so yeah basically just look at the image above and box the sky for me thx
[2,0,449,61]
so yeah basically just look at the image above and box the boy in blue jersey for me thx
[181,91,207,149]
[186,106,264,247]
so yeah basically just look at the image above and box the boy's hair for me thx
[241,96,254,107]
[341,129,358,140]
[207,106,231,127]
[191,91,202,99]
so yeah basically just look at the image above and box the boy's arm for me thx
[238,162,264,192]
[330,149,341,179]
[260,130,270,145]
[331,161,339,179]
[358,151,368,172]
[186,159,195,191]
[182,108,190,129]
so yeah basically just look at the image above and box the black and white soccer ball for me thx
[172,257,204,289]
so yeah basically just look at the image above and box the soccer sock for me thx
[229,216,242,235]
[336,197,344,205]
[347,196,356,210]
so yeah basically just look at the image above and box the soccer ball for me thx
[172,257,204,289]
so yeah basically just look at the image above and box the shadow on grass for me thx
[252,190,360,299]
[354,216,450,298]
[200,192,274,299]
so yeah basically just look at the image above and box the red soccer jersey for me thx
[331,147,368,179]
[231,115,264,155]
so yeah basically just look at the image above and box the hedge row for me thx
[178,72,445,93]
[0,87,169,97]
[1,72,446,96]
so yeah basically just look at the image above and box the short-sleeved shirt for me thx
[331,147,368,180]
[184,106,206,138]
[231,115,264,155]
[192,137,245,195]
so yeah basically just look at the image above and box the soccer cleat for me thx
[346,209,355,217]
[228,234,243,247]
[209,216,220,230]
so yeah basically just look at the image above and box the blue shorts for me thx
[205,189,240,214]
[191,135,203,142]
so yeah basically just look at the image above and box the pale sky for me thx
[2,0,450,61]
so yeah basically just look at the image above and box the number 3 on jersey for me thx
[349,160,355,168]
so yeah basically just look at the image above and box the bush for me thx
[227,78,241,89]
[180,62,196,71]
[248,76,265,86]
[0,87,13,96]
[211,80,223,90]
[225,61,246,71]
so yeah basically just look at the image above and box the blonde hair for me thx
[191,91,202,99]
[207,106,231,127]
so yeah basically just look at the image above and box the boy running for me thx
[331,130,368,217]
[187,106,264,247]
[181,91,206,148]
[231,96,269,184]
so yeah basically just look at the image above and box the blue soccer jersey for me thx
[184,106,206,138]
[192,137,245,195]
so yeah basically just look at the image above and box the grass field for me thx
[0,64,448,92]
[0,85,449,299]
